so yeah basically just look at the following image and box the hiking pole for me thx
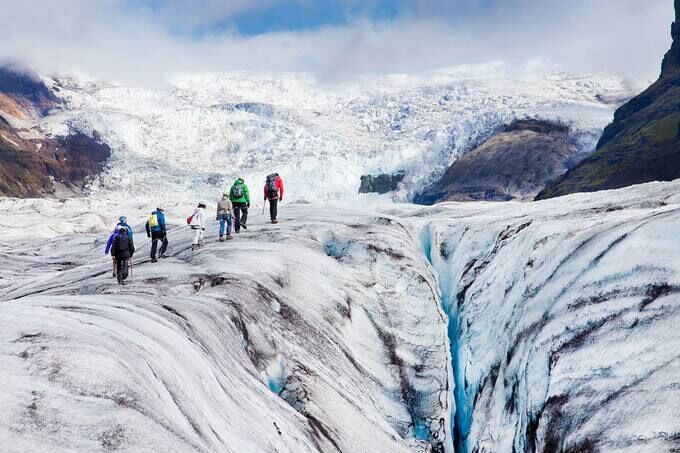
[262,199,266,216]
[129,257,133,281]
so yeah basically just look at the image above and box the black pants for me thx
[116,257,129,283]
[234,204,248,232]
[151,232,168,259]
[269,198,278,221]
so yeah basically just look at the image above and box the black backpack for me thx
[266,173,279,199]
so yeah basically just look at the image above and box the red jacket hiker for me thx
[264,174,284,201]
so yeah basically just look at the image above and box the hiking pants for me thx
[233,204,248,232]
[151,232,168,259]
[192,227,204,245]
[116,258,129,283]
[269,198,278,221]
[218,213,232,237]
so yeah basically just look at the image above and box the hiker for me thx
[189,202,207,250]
[111,226,135,285]
[263,173,284,224]
[216,193,234,241]
[145,207,168,263]
[229,178,250,233]
[116,215,133,239]
[105,215,133,278]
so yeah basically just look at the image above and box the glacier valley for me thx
[1,66,678,453]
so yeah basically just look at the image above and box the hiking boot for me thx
[112,272,117,278]
[160,254,169,259]
[151,258,158,263]
[191,244,198,251]
[241,224,248,230]
[121,281,127,286]
[226,235,233,240]
[219,236,225,242]
[271,219,279,224]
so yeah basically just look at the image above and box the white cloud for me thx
[0,0,673,84]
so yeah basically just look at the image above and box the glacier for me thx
[38,65,635,204]
[1,66,677,452]
[2,178,680,452]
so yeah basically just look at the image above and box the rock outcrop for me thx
[0,66,110,198]
[416,120,580,204]
[537,1,680,199]
[359,171,406,194]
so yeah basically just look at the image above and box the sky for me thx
[0,0,674,84]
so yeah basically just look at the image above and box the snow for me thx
[41,65,633,205]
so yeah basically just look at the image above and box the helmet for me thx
[119,216,127,223]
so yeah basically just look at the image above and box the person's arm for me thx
[278,178,284,201]
[130,238,135,257]
[264,184,267,200]
[145,221,150,237]
[244,185,250,205]
[105,233,114,254]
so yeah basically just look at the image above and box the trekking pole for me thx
[129,257,133,280]
[262,199,266,216]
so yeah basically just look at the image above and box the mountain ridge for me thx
[537,1,680,199]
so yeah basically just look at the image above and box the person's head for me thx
[222,192,229,198]
[198,202,206,209]
[119,215,127,224]
[156,207,164,213]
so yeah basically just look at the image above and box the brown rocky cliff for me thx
[0,66,111,198]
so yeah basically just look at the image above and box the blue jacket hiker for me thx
[116,216,133,240]
[145,207,168,263]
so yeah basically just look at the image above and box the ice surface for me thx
[2,180,680,452]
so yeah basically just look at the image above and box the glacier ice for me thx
[2,179,680,452]
[39,66,634,205]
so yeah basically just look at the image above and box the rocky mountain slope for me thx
[1,179,679,452]
[0,66,110,198]
[538,1,680,199]
[415,120,582,204]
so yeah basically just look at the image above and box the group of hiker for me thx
[106,174,284,285]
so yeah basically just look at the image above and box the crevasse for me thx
[421,223,471,453]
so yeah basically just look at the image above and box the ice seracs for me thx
[43,66,634,204]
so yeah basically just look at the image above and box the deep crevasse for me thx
[421,223,470,453]
[409,181,680,452]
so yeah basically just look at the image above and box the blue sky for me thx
[128,0,496,37]
[218,0,402,36]
[0,0,674,83]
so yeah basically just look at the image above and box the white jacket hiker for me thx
[190,203,207,249]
